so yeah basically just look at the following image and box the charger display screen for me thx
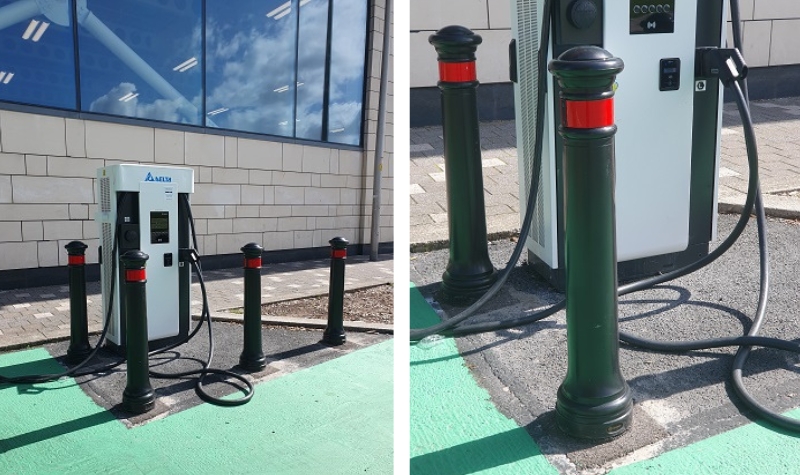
[150,211,169,244]
[630,1,675,34]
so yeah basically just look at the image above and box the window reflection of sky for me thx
[78,0,203,125]
[328,0,367,146]
[295,0,329,141]
[0,0,368,146]
[206,0,298,136]
[0,0,77,110]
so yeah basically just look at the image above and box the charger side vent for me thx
[100,176,111,213]
[100,174,116,340]
[101,222,116,340]
[515,0,545,247]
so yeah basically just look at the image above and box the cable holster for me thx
[696,47,748,86]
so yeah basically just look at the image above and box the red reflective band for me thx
[68,255,85,266]
[564,98,614,129]
[125,269,146,282]
[244,257,261,269]
[438,61,477,82]
[331,249,347,259]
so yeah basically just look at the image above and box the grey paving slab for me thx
[0,255,393,351]
[410,96,800,247]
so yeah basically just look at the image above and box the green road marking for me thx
[409,282,800,474]
[0,341,393,475]
[609,408,800,475]
[410,283,558,475]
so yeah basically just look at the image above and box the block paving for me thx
[0,255,393,350]
[410,96,800,246]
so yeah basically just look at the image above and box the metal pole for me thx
[239,243,267,371]
[322,237,348,346]
[549,46,632,440]
[0,0,39,32]
[65,241,91,364]
[369,0,392,261]
[78,9,204,124]
[429,25,496,303]
[121,250,155,414]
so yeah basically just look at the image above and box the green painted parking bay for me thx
[0,340,393,475]
[409,283,800,475]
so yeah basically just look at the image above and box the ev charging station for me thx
[95,164,194,351]
[511,0,728,286]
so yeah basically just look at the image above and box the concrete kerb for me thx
[0,262,395,352]
[718,186,800,220]
[411,229,521,253]
[203,312,394,334]
[410,201,800,255]
[200,281,394,334]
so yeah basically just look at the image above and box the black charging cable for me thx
[411,0,800,432]
[0,193,253,407]
[0,195,130,384]
[409,0,553,342]
[145,194,254,406]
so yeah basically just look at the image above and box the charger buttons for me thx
[659,58,680,91]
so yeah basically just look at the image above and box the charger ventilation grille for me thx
[100,177,111,213]
[516,0,545,247]
[101,222,116,338]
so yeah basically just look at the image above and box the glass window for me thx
[0,0,369,146]
[0,0,77,110]
[77,0,203,125]
[294,0,329,141]
[326,0,367,146]
[206,0,298,137]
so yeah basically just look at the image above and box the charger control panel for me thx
[630,0,675,34]
[659,58,680,91]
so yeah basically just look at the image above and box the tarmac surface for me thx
[411,214,800,473]
[409,95,800,473]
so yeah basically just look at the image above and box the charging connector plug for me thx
[696,47,748,85]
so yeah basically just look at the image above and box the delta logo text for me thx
[145,172,172,183]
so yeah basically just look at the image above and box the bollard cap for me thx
[549,46,624,99]
[65,241,88,255]
[429,25,482,62]
[329,237,349,250]
[241,242,264,258]
[120,250,149,269]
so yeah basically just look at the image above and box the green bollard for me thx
[120,250,155,414]
[239,242,267,371]
[322,237,348,346]
[429,25,497,303]
[549,46,632,439]
[65,241,92,364]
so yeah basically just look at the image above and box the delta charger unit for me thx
[95,164,194,351]
[511,0,727,287]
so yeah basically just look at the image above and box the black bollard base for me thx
[65,344,92,365]
[123,387,156,414]
[322,330,346,346]
[439,268,496,304]
[555,384,633,440]
[238,353,267,372]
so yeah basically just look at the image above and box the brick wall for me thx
[732,0,800,67]
[411,0,800,88]
[0,1,393,273]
